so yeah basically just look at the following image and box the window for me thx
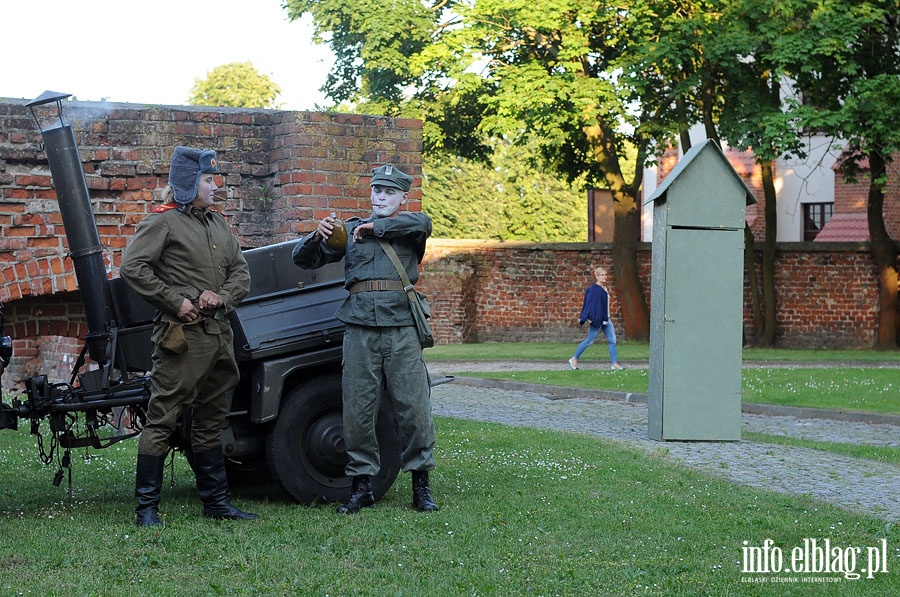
[803,202,833,241]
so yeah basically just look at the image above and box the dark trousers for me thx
[138,324,238,457]
[341,324,435,477]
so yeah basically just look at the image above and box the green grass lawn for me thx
[425,342,900,466]
[455,368,900,414]
[424,341,900,363]
[1,341,896,594]
[425,342,900,415]
[0,418,896,596]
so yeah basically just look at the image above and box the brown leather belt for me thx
[348,279,405,293]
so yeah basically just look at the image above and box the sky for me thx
[1,0,335,110]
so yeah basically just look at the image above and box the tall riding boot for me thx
[190,447,259,521]
[337,475,375,514]
[135,453,166,527]
[412,470,439,512]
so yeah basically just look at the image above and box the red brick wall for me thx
[833,176,869,213]
[745,243,878,347]
[419,241,881,351]
[1,99,422,302]
[886,170,900,239]
[420,242,635,344]
[0,241,888,391]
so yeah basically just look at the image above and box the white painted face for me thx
[370,184,408,218]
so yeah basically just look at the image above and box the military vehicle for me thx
[0,92,431,504]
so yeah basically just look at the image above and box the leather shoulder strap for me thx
[377,239,413,289]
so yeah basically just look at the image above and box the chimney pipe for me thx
[28,92,114,366]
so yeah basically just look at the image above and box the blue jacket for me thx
[578,283,609,326]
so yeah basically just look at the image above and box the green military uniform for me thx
[293,212,435,477]
[122,146,257,527]
[121,203,250,457]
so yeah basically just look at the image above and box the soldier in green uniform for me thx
[121,146,257,527]
[292,164,439,514]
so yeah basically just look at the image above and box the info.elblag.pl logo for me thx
[741,538,890,582]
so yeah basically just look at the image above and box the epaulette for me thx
[153,202,180,213]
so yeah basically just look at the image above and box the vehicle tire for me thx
[266,374,401,504]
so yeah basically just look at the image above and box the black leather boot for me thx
[337,475,375,514]
[190,447,259,521]
[135,453,166,527]
[412,470,439,512]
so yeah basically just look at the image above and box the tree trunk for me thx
[679,127,692,153]
[612,189,650,342]
[866,152,899,350]
[760,159,778,346]
[583,120,651,342]
[744,224,764,342]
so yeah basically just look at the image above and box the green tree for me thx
[613,0,898,349]
[287,0,898,346]
[189,61,282,109]
[776,0,900,348]
[687,0,795,347]
[621,0,821,347]
[287,0,711,340]
[719,0,817,348]
[425,139,587,241]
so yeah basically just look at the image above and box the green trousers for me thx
[138,323,238,457]
[341,324,436,477]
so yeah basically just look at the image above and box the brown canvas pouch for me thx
[159,320,188,354]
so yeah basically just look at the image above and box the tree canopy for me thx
[286,0,900,345]
[777,0,900,348]
[425,140,588,241]
[189,61,282,109]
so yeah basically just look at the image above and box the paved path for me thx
[426,361,900,521]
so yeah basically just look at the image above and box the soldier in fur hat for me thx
[121,146,256,527]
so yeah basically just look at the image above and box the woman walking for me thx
[569,266,623,371]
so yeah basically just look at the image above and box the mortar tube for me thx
[41,124,114,366]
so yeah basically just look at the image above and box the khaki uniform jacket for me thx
[120,204,250,330]
[292,212,431,327]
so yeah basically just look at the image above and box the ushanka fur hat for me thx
[169,146,218,204]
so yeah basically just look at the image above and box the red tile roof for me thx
[813,212,869,242]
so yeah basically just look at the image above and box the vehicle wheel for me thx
[266,374,401,504]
